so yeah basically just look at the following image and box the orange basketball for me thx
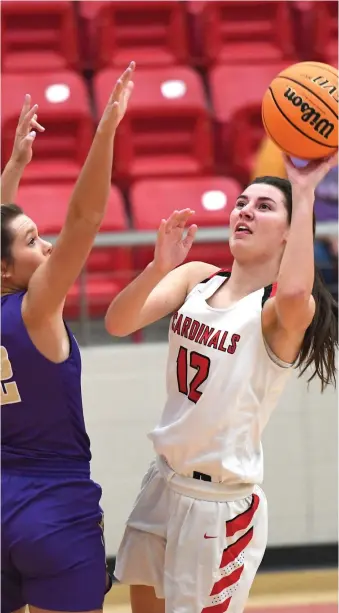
[262,61,338,159]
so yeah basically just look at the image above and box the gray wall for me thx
[81,344,338,557]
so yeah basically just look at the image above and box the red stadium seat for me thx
[209,62,290,183]
[130,176,241,272]
[313,1,338,65]
[16,183,133,318]
[188,0,296,65]
[94,67,214,181]
[79,0,189,70]
[2,72,93,184]
[1,0,80,73]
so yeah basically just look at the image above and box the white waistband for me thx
[156,456,254,503]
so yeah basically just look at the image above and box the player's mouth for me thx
[234,223,253,237]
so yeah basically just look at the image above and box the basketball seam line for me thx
[277,75,338,119]
[261,111,298,158]
[268,87,335,149]
[297,62,338,81]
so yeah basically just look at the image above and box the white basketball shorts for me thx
[115,456,268,613]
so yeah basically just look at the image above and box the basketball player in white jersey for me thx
[105,155,338,613]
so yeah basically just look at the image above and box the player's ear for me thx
[1,259,11,279]
[282,225,290,244]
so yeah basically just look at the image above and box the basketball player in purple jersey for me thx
[1,62,135,613]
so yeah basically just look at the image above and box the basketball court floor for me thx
[105,568,338,613]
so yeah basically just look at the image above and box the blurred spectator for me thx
[252,137,286,180]
[252,137,338,299]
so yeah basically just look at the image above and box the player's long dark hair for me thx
[251,176,338,391]
[1,203,24,264]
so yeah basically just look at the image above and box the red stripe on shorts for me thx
[226,493,259,537]
[210,565,244,596]
[220,527,253,568]
[201,596,231,613]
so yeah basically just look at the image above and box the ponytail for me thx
[251,176,338,391]
[296,265,338,391]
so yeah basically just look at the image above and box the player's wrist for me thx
[8,156,27,172]
[291,186,315,207]
[148,259,172,278]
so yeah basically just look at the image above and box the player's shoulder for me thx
[184,261,222,294]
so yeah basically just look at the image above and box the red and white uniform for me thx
[115,272,293,612]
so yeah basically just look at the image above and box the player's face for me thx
[229,184,289,263]
[3,214,52,290]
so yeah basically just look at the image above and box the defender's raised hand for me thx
[97,61,135,134]
[11,94,45,167]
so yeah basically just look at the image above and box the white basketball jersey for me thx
[148,271,293,486]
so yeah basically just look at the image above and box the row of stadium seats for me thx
[1,0,337,73]
[17,177,240,319]
[2,62,297,185]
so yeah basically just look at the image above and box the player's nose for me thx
[239,204,254,220]
[43,239,53,256]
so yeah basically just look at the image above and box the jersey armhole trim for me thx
[200,269,231,284]
[261,282,277,307]
[261,282,294,368]
[263,338,293,369]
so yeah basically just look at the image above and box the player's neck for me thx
[228,259,279,297]
[1,284,22,297]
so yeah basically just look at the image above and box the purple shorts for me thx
[2,471,111,612]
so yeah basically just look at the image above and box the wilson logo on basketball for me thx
[283,87,335,139]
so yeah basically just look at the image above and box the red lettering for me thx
[207,330,221,349]
[227,334,241,354]
[173,313,183,335]
[181,317,192,338]
[218,331,229,352]
[188,320,201,341]
[198,326,215,345]
[171,312,178,332]
[195,324,207,343]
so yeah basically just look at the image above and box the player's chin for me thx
[229,235,253,252]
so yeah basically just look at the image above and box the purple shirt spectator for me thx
[291,158,338,222]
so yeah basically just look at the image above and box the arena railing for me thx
[42,221,338,344]
[43,221,338,248]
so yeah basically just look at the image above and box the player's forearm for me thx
[276,189,315,302]
[1,159,25,204]
[105,261,166,336]
[65,129,116,228]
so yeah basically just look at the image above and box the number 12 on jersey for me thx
[176,346,211,404]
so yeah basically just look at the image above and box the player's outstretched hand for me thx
[153,209,198,275]
[283,152,338,194]
[11,94,45,168]
[98,61,135,135]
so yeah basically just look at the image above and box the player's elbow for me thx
[277,287,310,306]
[104,313,133,337]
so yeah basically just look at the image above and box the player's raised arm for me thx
[105,209,217,336]
[1,95,45,204]
[262,154,337,333]
[23,62,135,324]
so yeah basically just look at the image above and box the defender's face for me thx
[2,215,52,290]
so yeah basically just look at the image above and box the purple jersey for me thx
[1,291,91,475]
